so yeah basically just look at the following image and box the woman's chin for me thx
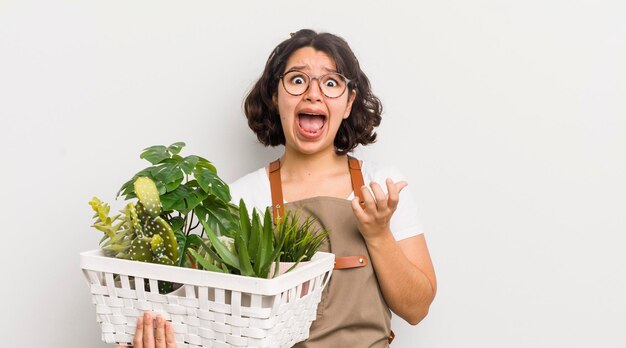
[289,138,333,156]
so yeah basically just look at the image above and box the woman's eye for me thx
[325,79,338,87]
[291,76,305,84]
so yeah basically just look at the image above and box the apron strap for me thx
[269,156,367,224]
[268,159,284,224]
[347,155,366,209]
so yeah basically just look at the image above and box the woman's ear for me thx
[343,89,357,119]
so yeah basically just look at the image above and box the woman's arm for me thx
[352,179,437,325]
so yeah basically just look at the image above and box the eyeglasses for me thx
[279,70,351,99]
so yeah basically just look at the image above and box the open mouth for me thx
[297,112,327,137]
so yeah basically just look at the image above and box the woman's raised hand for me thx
[116,312,177,348]
[351,178,408,241]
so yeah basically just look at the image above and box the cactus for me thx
[134,177,161,217]
[89,177,179,292]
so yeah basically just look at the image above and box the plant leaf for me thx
[169,216,185,233]
[249,209,261,263]
[187,234,225,266]
[160,183,208,214]
[167,142,186,155]
[195,167,231,202]
[140,145,170,165]
[257,207,273,274]
[234,234,254,277]
[199,218,240,270]
[181,155,199,175]
[198,197,239,236]
[188,249,224,273]
[238,199,250,245]
[150,162,184,186]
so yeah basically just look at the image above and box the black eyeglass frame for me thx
[279,70,352,99]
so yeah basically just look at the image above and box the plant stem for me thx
[183,213,189,237]
[187,211,195,235]
[190,218,201,232]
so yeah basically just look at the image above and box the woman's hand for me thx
[351,178,437,325]
[116,312,177,348]
[351,178,408,241]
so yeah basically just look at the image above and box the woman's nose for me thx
[304,78,323,102]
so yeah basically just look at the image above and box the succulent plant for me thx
[90,177,178,265]
[276,211,328,264]
[185,199,329,278]
[90,177,181,293]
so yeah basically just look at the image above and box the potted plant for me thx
[82,143,335,347]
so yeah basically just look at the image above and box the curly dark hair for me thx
[243,29,382,155]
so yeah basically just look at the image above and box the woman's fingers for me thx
[351,196,366,220]
[386,178,407,211]
[155,315,166,348]
[369,182,388,208]
[165,321,177,347]
[360,184,377,213]
[132,315,144,348]
[142,312,155,348]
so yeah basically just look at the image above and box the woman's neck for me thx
[279,147,348,181]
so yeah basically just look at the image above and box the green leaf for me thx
[259,215,287,277]
[160,183,208,214]
[249,209,261,262]
[195,167,231,202]
[235,234,254,276]
[140,145,170,165]
[255,208,273,274]
[196,156,217,173]
[199,218,240,270]
[174,229,187,260]
[167,142,186,155]
[181,155,199,175]
[169,216,185,233]
[184,234,224,266]
[150,162,184,186]
[160,156,183,165]
[238,199,251,245]
[198,197,239,236]
[188,249,224,273]
[165,178,183,192]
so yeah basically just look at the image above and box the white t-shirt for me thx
[228,160,424,241]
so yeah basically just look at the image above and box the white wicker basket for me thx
[80,249,334,348]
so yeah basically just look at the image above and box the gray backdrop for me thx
[1,0,625,347]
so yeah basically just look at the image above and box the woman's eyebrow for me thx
[284,65,338,74]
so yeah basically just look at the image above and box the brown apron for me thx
[268,157,395,347]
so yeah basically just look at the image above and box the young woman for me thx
[122,29,436,348]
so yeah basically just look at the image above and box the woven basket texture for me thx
[81,250,334,348]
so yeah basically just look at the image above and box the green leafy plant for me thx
[275,210,329,271]
[115,142,239,267]
[88,142,329,287]
[188,199,286,278]
[185,200,329,278]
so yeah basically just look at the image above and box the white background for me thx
[1,0,625,347]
